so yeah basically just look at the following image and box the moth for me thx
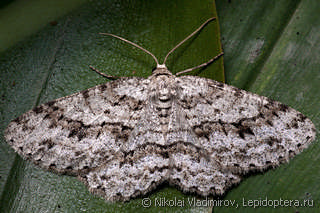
[5,17,316,201]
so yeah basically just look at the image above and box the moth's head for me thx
[151,64,173,76]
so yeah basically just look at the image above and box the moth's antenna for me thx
[162,17,216,65]
[100,33,160,66]
[175,52,224,76]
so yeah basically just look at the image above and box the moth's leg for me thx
[175,52,224,76]
[89,65,120,80]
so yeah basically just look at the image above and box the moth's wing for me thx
[170,76,316,196]
[82,146,170,201]
[5,77,149,176]
[83,102,171,201]
[166,97,241,195]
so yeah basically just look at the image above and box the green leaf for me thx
[0,0,222,212]
[0,0,88,52]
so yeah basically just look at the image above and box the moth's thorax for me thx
[148,67,177,130]
[149,71,176,106]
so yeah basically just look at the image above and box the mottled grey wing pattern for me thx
[173,76,315,181]
[83,96,172,201]
[5,77,149,176]
[4,72,316,202]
